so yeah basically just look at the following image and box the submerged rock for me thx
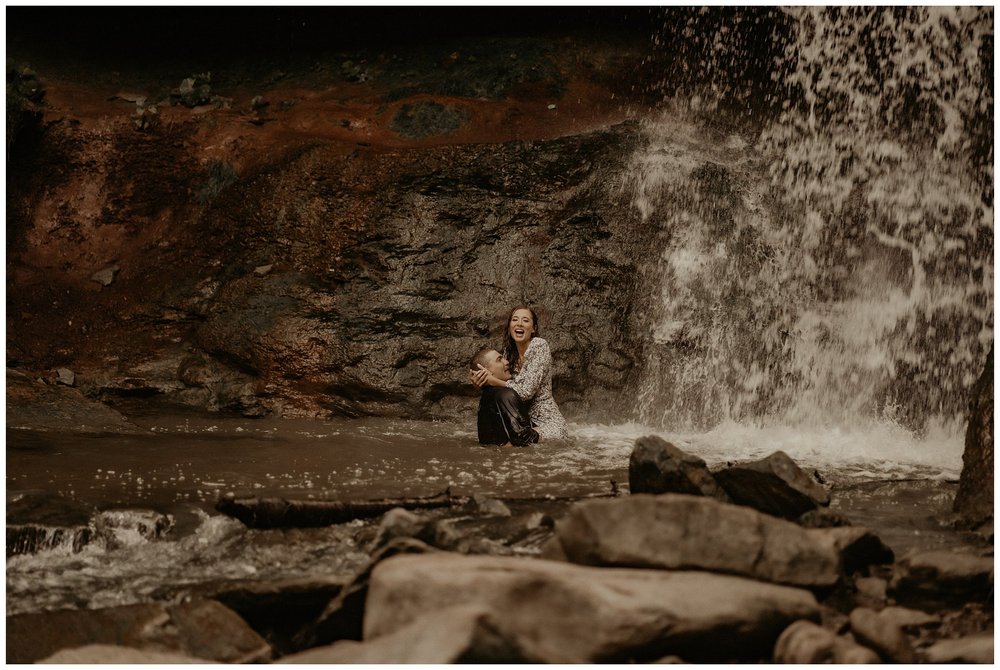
[551,494,890,590]
[954,347,993,525]
[773,620,880,663]
[6,600,271,664]
[7,490,93,556]
[279,604,536,664]
[628,435,729,500]
[364,552,820,663]
[93,509,174,549]
[714,450,830,519]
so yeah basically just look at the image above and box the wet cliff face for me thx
[6,9,665,421]
[8,8,993,432]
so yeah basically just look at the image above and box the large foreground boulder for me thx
[295,537,435,649]
[628,435,729,500]
[280,605,536,663]
[364,553,820,662]
[713,450,830,519]
[6,600,270,664]
[954,347,993,525]
[551,494,891,590]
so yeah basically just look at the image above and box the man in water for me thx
[469,347,539,447]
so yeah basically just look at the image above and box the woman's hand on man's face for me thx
[470,365,489,389]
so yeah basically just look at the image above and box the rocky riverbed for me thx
[6,437,993,663]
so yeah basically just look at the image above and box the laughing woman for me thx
[473,305,569,440]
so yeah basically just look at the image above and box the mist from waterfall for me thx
[627,7,993,441]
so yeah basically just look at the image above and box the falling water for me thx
[629,7,993,438]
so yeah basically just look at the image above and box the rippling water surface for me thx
[6,413,969,616]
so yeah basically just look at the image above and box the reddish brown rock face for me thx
[6,10,664,421]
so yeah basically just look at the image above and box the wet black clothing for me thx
[477,387,539,446]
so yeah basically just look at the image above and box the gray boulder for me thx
[552,494,890,589]
[6,600,271,664]
[279,605,536,663]
[923,633,994,664]
[889,550,993,609]
[39,644,211,663]
[848,607,914,663]
[628,435,729,500]
[773,620,880,663]
[714,450,830,519]
[364,552,820,663]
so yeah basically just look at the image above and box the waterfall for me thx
[629,7,993,434]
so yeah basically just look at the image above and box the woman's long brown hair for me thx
[501,305,540,374]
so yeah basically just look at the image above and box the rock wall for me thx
[191,125,654,419]
[6,30,668,424]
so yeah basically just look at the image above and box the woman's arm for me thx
[506,338,550,401]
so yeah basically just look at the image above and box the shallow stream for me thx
[6,412,975,617]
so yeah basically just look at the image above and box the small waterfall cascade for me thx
[628,7,993,435]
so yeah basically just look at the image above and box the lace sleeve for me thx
[506,338,550,401]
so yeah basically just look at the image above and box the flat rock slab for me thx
[279,604,535,663]
[890,550,993,608]
[6,368,143,434]
[6,600,271,664]
[365,552,820,663]
[553,494,890,589]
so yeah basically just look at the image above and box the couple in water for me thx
[469,306,568,447]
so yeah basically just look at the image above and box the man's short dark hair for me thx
[470,347,495,371]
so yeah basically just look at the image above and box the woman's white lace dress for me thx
[506,337,569,440]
